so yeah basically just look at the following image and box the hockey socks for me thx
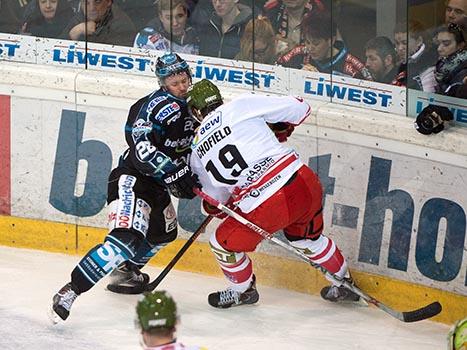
[288,235,348,281]
[288,235,361,302]
[71,233,136,293]
[209,233,254,292]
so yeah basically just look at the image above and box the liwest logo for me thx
[52,45,151,72]
[304,77,393,108]
[194,60,276,88]
[0,42,20,57]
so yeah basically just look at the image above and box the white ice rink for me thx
[0,246,450,349]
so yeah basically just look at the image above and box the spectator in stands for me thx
[198,0,253,59]
[235,16,277,64]
[364,36,402,85]
[20,0,74,38]
[393,20,438,91]
[445,0,466,26]
[0,0,30,33]
[277,11,372,80]
[434,23,466,97]
[262,0,326,54]
[62,0,135,47]
[191,1,260,29]
[133,0,199,54]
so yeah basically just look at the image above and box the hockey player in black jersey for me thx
[50,53,201,323]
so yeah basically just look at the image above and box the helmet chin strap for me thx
[191,108,204,123]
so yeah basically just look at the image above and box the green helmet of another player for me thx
[187,79,223,121]
[448,317,467,350]
[136,291,178,331]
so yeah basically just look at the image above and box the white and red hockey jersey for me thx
[190,93,310,213]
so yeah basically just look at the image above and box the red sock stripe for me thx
[311,238,332,260]
[319,247,345,274]
[220,258,253,284]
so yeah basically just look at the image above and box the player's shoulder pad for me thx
[145,93,169,116]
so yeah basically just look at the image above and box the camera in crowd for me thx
[414,104,454,135]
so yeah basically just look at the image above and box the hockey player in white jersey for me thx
[136,290,207,350]
[187,79,360,308]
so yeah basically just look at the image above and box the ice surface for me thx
[0,246,449,349]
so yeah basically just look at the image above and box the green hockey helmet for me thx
[448,317,467,350]
[187,79,223,121]
[136,291,178,331]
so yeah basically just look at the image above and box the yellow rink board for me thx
[0,215,465,325]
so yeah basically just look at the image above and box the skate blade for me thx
[47,305,62,325]
[106,283,146,294]
[355,296,369,307]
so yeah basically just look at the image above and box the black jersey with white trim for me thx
[120,88,198,183]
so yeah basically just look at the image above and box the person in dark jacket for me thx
[133,0,199,54]
[262,0,327,55]
[434,23,467,98]
[0,0,30,33]
[20,0,74,38]
[61,0,136,47]
[198,0,252,59]
[364,36,402,84]
[277,11,372,80]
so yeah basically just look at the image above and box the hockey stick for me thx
[194,188,442,323]
[145,214,214,292]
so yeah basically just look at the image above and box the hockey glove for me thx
[162,163,200,199]
[202,199,227,219]
[269,122,295,142]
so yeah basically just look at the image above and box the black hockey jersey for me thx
[120,89,198,183]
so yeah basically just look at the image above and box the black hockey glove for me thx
[268,122,295,142]
[162,163,201,199]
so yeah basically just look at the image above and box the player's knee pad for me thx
[107,195,151,239]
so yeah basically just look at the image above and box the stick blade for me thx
[402,301,442,322]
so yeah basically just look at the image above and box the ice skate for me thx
[208,275,259,308]
[320,278,361,303]
[106,262,149,294]
[50,282,79,323]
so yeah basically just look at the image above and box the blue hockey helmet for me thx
[155,52,191,87]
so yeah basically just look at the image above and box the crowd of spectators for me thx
[0,0,465,97]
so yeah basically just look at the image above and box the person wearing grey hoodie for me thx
[198,0,253,59]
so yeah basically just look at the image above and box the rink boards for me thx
[0,62,466,324]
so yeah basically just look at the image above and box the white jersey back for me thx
[190,93,310,213]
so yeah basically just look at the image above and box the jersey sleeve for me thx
[125,96,180,179]
[244,94,311,126]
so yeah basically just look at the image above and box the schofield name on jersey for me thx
[196,126,232,159]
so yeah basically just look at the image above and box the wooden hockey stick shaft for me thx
[194,188,442,323]
[145,214,214,292]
